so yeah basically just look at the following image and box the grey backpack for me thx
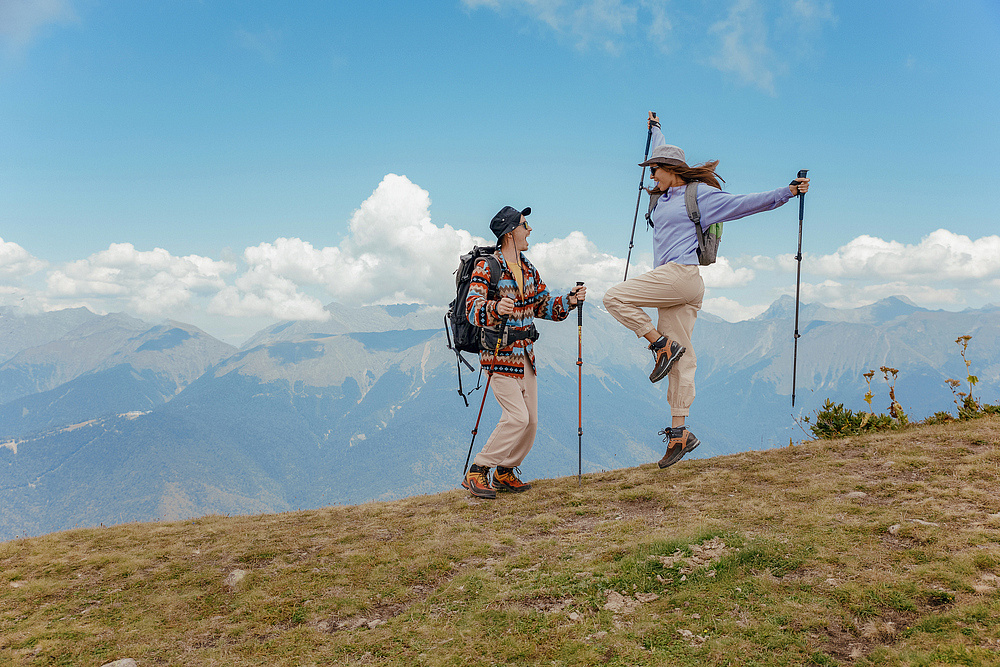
[646,182,722,266]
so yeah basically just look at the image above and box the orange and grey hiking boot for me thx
[657,426,700,468]
[493,466,532,493]
[462,464,497,499]
[648,336,685,383]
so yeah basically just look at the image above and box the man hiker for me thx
[462,206,587,499]
[604,111,810,469]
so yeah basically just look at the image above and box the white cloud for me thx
[702,296,769,322]
[209,267,329,321]
[642,0,673,50]
[709,0,779,94]
[463,0,650,53]
[795,279,964,311]
[212,174,485,317]
[0,0,75,51]
[788,0,837,34]
[811,229,1000,282]
[700,256,755,288]
[0,237,46,276]
[464,1,834,91]
[45,243,235,315]
[529,230,644,297]
[737,254,783,271]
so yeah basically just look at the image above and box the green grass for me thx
[2,416,1000,665]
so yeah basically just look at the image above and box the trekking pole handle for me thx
[790,169,809,195]
[643,112,657,155]
[575,282,584,324]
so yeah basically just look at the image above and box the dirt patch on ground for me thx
[811,609,917,664]
[506,595,576,615]
[556,513,603,533]
[319,602,408,632]
[612,499,669,521]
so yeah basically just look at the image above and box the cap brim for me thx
[520,207,531,217]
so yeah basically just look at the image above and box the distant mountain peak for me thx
[754,295,798,321]
[886,295,919,307]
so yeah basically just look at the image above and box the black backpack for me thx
[444,246,501,406]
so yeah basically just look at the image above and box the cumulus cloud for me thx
[46,243,235,315]
[210,174,485,318]
[0,237,46,276]
[702,296,769,322]
[209,267,328,321]
[700,256,755,288]
[529,231,644,297]
[811,229,1000,282]
[0,0,75,51]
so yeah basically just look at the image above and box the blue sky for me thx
[1,0,998,344]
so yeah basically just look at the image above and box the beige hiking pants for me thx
[474,362,538,469]
[603,263,704,418]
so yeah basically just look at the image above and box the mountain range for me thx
[1,296,998,541]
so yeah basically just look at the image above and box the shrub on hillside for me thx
[805,399,898,439]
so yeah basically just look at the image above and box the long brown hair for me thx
[649,160,725,192]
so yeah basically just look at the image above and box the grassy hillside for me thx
[3,417,1000,666]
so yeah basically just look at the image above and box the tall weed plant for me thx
[808,334,998,439]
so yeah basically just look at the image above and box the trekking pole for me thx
[790,169,809,407]
[575,282,584,486]
[624,111,656,281]
[462,316,508,477]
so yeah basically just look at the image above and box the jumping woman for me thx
[603,111,810,469]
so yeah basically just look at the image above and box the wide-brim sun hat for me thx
[639,144,688,169]
[490,205,531,239]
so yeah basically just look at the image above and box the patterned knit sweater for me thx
[465,250,574,378]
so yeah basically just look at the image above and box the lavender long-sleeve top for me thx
[648,126,793,267]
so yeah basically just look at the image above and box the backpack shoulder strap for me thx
[686,182,708,254]
[645,190,661,229]
[684,182,701,225]
[483,254,501,299]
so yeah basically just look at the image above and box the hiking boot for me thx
[657,426,700,468]
[493,466,532,493]
[462,464,497,499]
[648,337,685,383]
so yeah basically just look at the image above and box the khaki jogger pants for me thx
[602,263,704,418]
[474,361,538,469]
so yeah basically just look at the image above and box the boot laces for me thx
[659,427,683,444]
[497,466,524,484]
